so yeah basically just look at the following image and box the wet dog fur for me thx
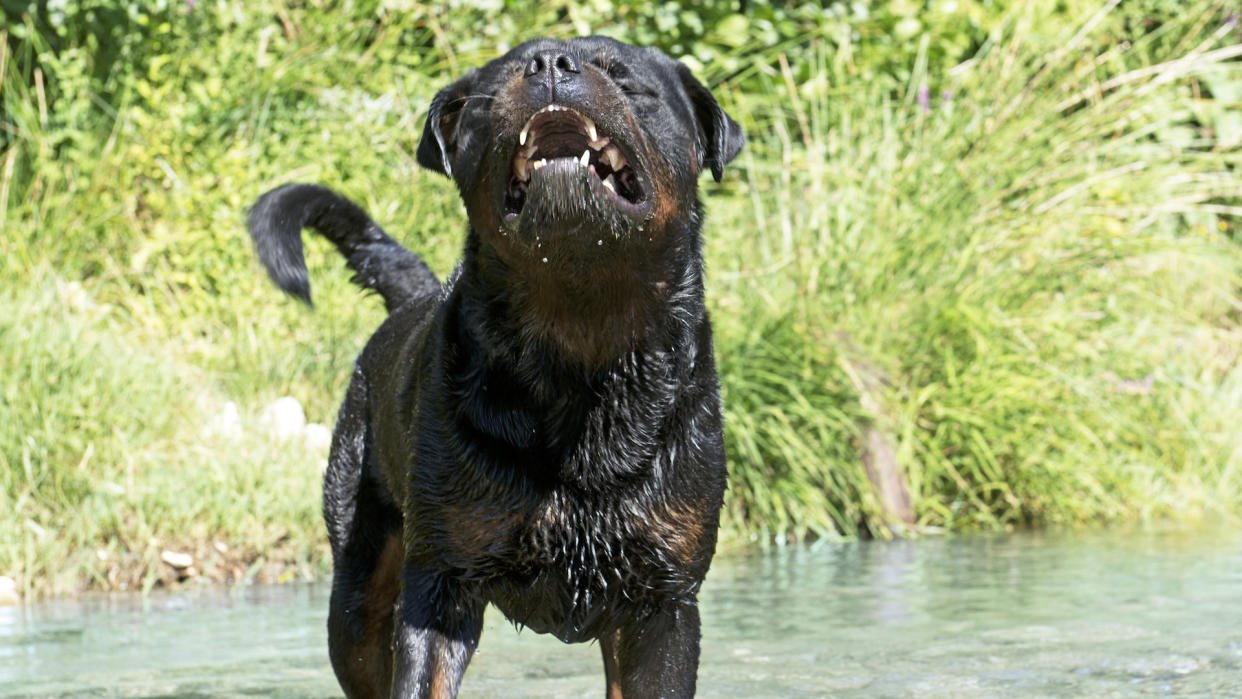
[247,36,743,698]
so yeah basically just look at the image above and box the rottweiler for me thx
[247,36,743,698]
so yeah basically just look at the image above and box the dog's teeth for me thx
[519,127,528,146]
[579,150,590,167]
[583,116,597,142]
[601,174,616,192]
[533,159,547,170]
[515,157,530,181]
[588,136,609,150]
[602,145,626,171]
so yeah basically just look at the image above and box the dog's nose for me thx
[524,51,580,79]
[524,51,580,101]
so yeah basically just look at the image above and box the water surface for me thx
[2,529,1239,696]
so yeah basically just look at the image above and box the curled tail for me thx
[247,183,439,312]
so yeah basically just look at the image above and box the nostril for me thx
[524,56,545,78]
[555,54,580,74]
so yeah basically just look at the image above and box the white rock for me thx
[160,550,193,569]
[304,423,333,452]
[260,397,306,441]
[203,400,243,442]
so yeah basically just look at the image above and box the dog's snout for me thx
[524,51,581,101]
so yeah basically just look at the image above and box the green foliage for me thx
[2,0,1241,594]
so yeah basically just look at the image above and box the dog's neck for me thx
[441,226,711,484]
[457,224,705,369]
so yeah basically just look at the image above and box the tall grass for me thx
[1,1,1240,595]
[713,2,1242,537]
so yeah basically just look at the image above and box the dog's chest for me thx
[474,493,699,641]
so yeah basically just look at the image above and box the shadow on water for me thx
[2,528,1240,697]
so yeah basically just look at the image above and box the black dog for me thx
[247,36,742,698]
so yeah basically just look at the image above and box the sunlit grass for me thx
[709,2,1242,538]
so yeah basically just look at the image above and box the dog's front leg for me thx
[600,596,702,698]
[390,566,485,699]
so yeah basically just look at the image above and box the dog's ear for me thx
[677,65,745,182]
[416,69,479,178]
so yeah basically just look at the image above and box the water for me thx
[2,529,1240,697]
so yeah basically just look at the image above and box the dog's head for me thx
[418,36,741,253]
[417,37,743,363]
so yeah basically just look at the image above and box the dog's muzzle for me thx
[503,105,647,225]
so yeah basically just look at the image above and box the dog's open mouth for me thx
[503,105,646,223]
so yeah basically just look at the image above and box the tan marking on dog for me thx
[443,501,523,560]
[429,667,451,699]
[646,500,707,567]
[342,531,402,697]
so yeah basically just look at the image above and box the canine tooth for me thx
[601,174,616,192]
[603,146,626,170]
[519,127,528,146]
[579,150,590,167]
[589,136,609,150]
[514,156,530,180]
[583,116,597,142]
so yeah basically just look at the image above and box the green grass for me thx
[2,1,1241,596]
[0,271,330,597]
[713,4,1242,538]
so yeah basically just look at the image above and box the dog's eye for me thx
[588,59,653,97]
[600,61,629,80]
[583,58,655,103]
[618,81,657,100]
